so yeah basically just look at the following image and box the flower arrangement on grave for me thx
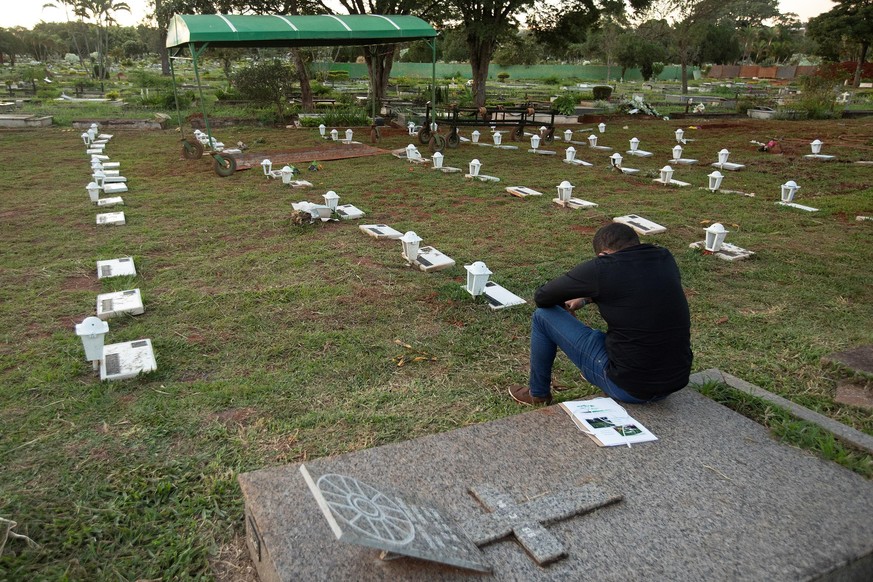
[308,161,322,172]
[289,209,314,226]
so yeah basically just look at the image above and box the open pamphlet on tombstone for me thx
[559,397,658,447]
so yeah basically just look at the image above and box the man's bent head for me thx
[592,223,640,254]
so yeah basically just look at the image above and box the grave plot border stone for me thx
[239,385,873,581]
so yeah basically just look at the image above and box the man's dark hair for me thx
[592,223,640,254]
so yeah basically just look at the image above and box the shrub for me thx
[298,106,371,127]
[592,85,613,100]
[127,69,173,89]
[793,64,850,120]
[327,70,349,81]
[233,60,296,122]
[37,88,61,99]
[105,90,121,100]
[214,87,241,101]
[497,72,510,82]
[552,92,579,115]
[542,76,562,85]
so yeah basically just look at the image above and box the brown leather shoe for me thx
[508,384,553,406]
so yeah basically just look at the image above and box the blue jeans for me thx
[529,306,661,404]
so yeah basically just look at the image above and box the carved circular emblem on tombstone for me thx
[316,473,416,545]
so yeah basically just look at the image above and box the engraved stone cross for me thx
[460,483,622,565]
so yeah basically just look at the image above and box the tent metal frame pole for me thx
[169,50,185,138]
[190,42,213,149]
[429,37,436,113]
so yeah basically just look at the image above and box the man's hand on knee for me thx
[563,297,592,313]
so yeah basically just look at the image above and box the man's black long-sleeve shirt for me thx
[534,243,692,398]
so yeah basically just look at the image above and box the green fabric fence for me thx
[320,62,697,82]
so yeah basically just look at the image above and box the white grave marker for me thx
[94,158,119,169]
[359,224,403,239]
[553,180,597,209]
[482,281,526,310]
[96,212,125,226]
[493,132,518,150]
[413,246,456,272]
[653,165,691,187]
[563,147,593,166]
[96,289,144,320]
[463,261,492,296]
[610,153,640,175]
[711,148,745,171]
[505,186,543,198]
[614,214,666,235]
[670,145,697,165]
[588,134,612,151]
[775,180,817,210]
[101,182,128,195]
[100,339,157,381]
[404,144,428,163]
[97,196,124,207]
[335,204,365,220]
[86,182,100,203]
[400,231,422,263]
[804,139,836,160]
[689,240,755,261]
[75,316,108,370]
[92,164,120,178]
[97,257,135,279]
[431,151,462,173]
[527,134,555,155]
[465,159,500,182]
[626,137,653,157]
[707,170,724,192]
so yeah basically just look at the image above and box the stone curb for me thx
[689,368,873,455]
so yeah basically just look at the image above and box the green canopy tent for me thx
[165,13,438,176]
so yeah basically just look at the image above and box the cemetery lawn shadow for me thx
[0,116,871,578]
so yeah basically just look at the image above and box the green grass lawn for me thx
[1,114,871,578]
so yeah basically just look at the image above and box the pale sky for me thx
[1,0,836,29]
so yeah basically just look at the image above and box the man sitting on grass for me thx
[509,223,692,406]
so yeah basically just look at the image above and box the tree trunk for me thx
[292,48,313,112]
[160,28,170,75]
[681,61,688,94]
[363,44,396,112]
[468,39,493,108]
[853,42,869,88]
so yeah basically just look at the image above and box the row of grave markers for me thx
[261,156,528,309]
[392,124,854,259]
[395,141,754,260]
[75,126,157,381]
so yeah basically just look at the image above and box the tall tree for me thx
[46,0,131,79]
[316,0,439,113]
[644,0,720,93]
[0,28,25,66]
[584,20,625,82]
[449,0,532,108]
[809,0,873,88]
